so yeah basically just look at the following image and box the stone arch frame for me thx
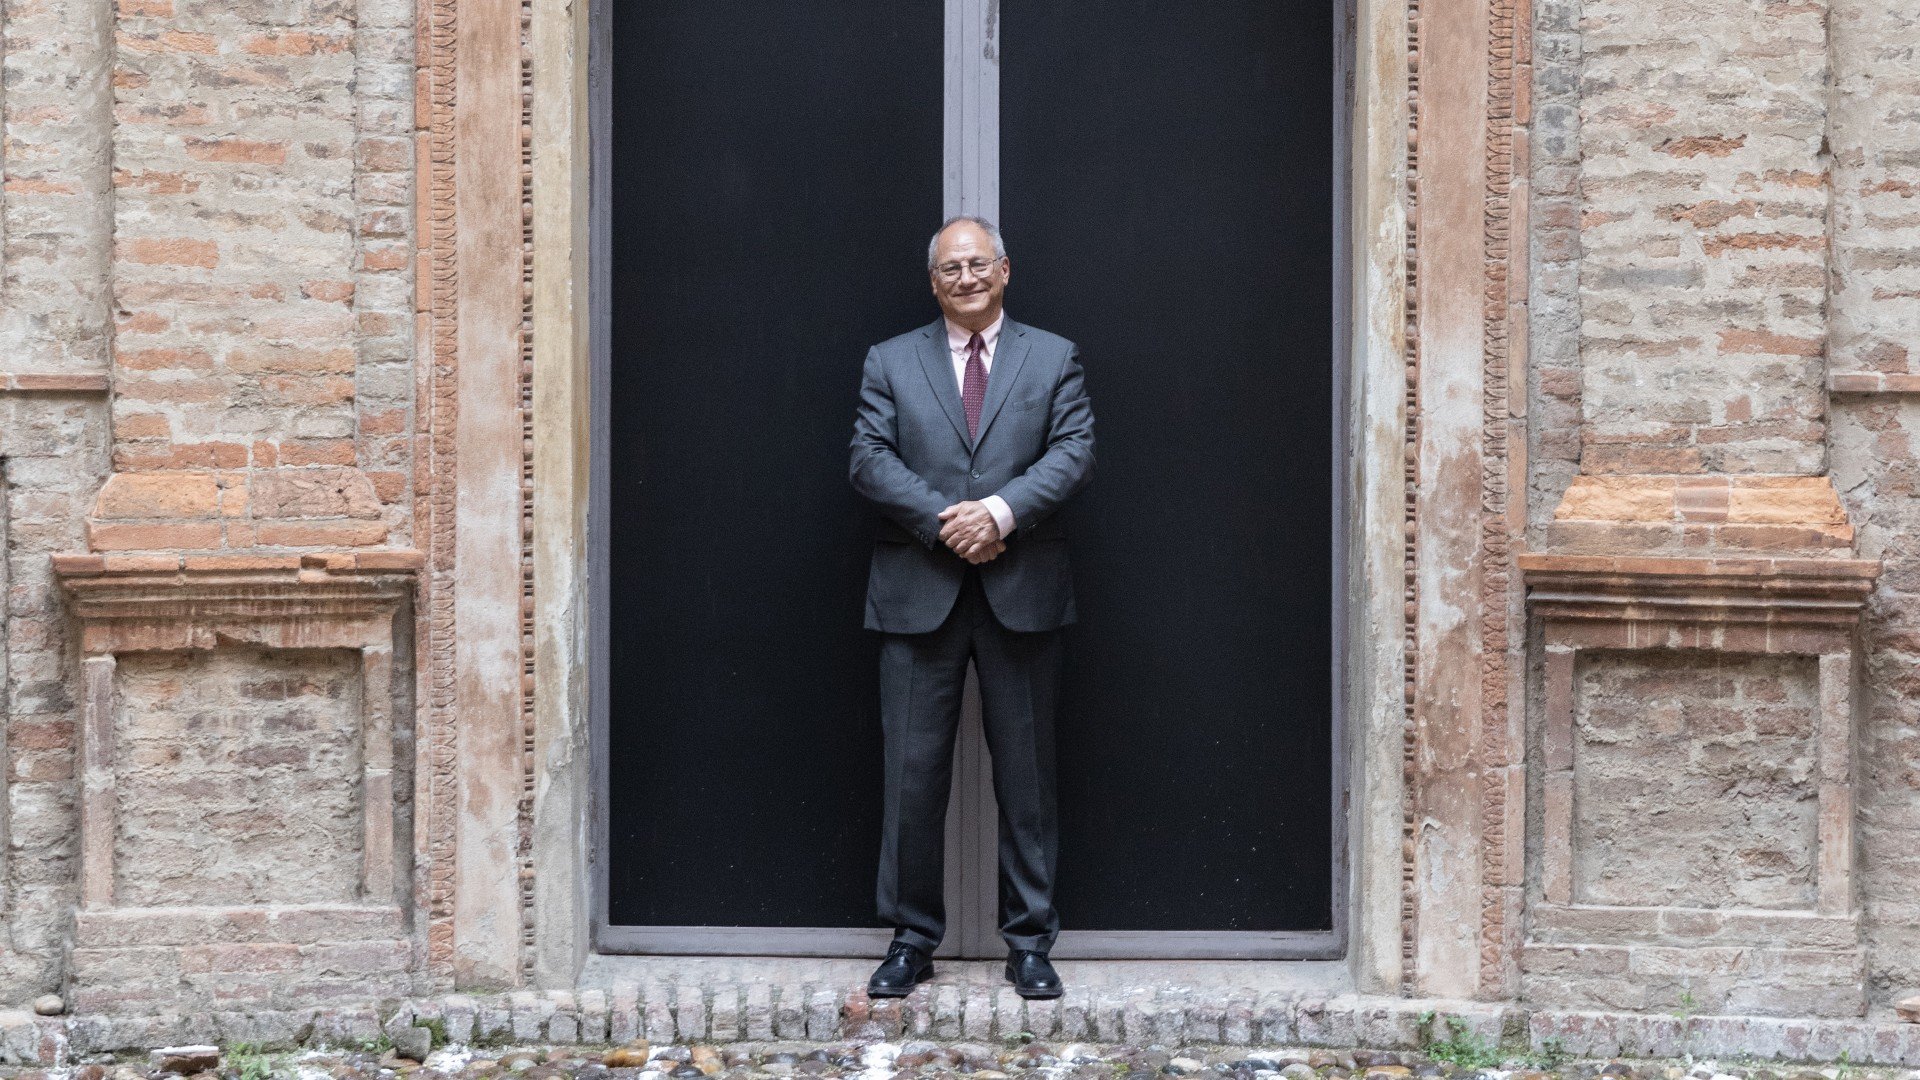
[413,0,1533,995]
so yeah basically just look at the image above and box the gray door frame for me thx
[590,0,1356,960]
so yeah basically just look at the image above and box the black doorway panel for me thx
[606,2,941,929]
[1002,1,1337,931]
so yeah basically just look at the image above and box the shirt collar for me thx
[944,311,1006,354]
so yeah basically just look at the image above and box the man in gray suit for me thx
[849,216,1095,1000]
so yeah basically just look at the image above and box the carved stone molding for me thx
[55,552,419,647]
[1398,0,1534,996]
[1522,553,1880,644]
[417,0,463,983]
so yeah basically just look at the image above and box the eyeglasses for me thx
[933,257,1002,281]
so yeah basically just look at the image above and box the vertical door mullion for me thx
[943,0,999,221]
[942,0,1000,960]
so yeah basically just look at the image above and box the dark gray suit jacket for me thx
[850,316,1096,634]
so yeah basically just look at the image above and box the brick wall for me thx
[1575,0,1831,476]
[1,0,420,1011]
[1,0,115,377]
[1,0,119,1001]
[1531,0,1920,1016]
[1527,0,1585,538]
[0,400,109,1000]
[103,0,415,547]
[1572,652,1819,910]
[111,649,366,907]
[1826,0,1920,1007]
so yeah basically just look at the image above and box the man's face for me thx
[929,222,1010,328]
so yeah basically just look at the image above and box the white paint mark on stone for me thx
[859,1041,899,1080]
[423,1047,476,1072]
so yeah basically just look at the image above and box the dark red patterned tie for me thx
[962,332,988,441]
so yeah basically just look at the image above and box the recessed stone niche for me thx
[53,551,422,1011]
[1520,552,1879,1018]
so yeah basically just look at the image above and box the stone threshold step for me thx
[5,990,1920,1069]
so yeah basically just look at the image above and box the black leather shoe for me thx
[1005,948,1063,999]
[867,941,934,997]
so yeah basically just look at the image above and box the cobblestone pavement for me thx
[12,1039,1920,1080]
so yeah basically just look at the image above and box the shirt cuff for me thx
[982,494,1016,539]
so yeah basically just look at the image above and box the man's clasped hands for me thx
[936,500,1005,565]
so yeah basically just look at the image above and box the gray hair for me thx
[927,215,1008,270]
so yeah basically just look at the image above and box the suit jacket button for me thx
[970,470,981,479]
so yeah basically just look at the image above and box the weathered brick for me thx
[275,439,358,466]
[113,413,174,440]
[180,138,288,164]
[247,468,383,520]
[241,32,352,56]
[86,521,222,551]
[93,472,220,518]
[113,442,251,471]
[250,520,389,547]
[119,237,219,268]
[179,943,303,975]
[227,346,359,377]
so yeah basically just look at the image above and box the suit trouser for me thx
[875,564,1062,954]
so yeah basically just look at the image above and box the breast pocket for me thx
[1013,393,1050,412]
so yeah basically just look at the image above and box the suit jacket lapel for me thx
[971,319,1031,449]
[914,317,970,448]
